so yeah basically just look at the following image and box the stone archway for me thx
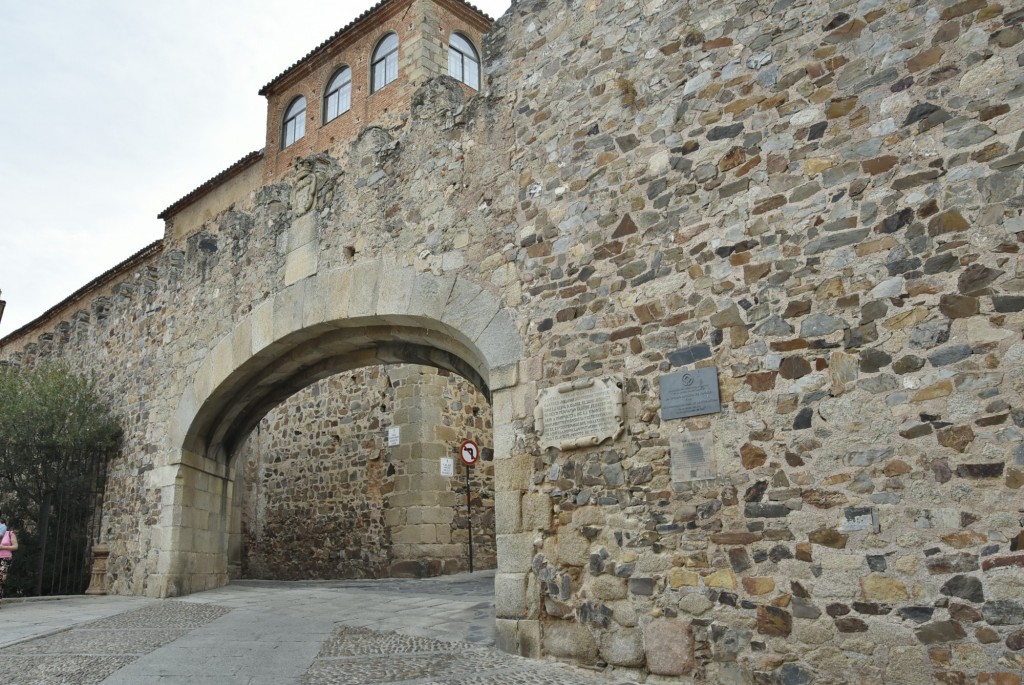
[150,260,522,598]
[230,363,497,581]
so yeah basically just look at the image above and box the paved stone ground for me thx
[0,571,641,684]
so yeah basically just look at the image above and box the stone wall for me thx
[0,0,1022,682]
[236,364,495,579]
[483,0,1024,681]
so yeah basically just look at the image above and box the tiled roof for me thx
[157,150,264,220]
[258,0,492,96]
[0,240,164,346]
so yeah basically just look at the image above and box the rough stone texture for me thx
[643,619,694,676]
[1,0,1023,681]
[235,364,495,579]
[541,621,598,662]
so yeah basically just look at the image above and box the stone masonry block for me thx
[494,490,522,534]
[495,618,520,655]
[489,363,519,392]
[148,465,181,491]
[384,509,406,527]
[495,454,532,491]
[249,297,276,357]
[512,382,536,421]
[284,242,318,286]
[440,277,494,342]
[497,532,535,573]
[644,619,695,676]
[230,318,252,369]
[374,263,417,323]
[323,268,354,323]
[409,272,456,322]
[272,284,304,342]
[300,279,329,330]
[191,359,217,414]
[495,572,531,619]
[170,388,198,449]
[209,334,236,393]
[493,422,515,460]
[521,493,553,531]
[542,620,598,663]
[475,309,522,371]
[286,212,316,252]
[518,619,542,659]
[391,524,437,544]
[491,388,515,425]
[555,529,591,567]
[406,506,453,525]
[346,260,382,318]
[600,627,645,668]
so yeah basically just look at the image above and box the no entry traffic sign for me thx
[459,439,479,466]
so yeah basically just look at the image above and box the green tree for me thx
[0,362,122,595]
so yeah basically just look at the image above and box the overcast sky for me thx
[0,0,512,338]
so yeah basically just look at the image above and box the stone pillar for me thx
[226,452,245,579]
[387,367,460,577]
[406,0,440,87]
[491,383,543,658]
[84,544,110,595]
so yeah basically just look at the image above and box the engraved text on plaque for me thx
[670,429,717,483]
[535,376,625,450]
[659,367,721,421]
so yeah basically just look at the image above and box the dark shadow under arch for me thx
[186,321,492,462]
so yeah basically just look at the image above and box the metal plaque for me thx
[659,367,721,421]
[440,457,455,477]
[387,427,400,446]
[670,429,717,483]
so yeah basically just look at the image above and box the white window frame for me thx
[282,96,306,148]
[371,33,399,93]
[324,66,352,123]
[448,33,480,90]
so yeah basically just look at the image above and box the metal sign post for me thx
[459,440,479,573]
[465,461,473,573]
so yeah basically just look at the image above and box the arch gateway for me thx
[2,0,1023,681]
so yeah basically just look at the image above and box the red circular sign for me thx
[459,440,479,466]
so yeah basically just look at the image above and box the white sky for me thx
[0,0,512,338]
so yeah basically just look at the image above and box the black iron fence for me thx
[0,443,111,596]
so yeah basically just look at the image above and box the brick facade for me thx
[260,0,489,182]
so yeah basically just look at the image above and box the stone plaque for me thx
[535,376,625,450]
[387,427,400,446]
[659,367,721,421]
[440,457,455,477]
[670,429,717,483]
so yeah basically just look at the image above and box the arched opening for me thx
[158,264,523,601]
[229,363,496,580]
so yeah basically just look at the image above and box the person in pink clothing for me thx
[0,517,17,604]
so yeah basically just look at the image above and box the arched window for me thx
[282,96,306,148]
[371,33,399,93]
[448,33,480,89]
[324,66,352,123]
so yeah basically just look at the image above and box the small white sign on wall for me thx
[387,427,400,446]
[440,457,455,477]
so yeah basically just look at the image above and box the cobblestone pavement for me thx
[0,572,640,684]
[303,626,635,685]
[0,602,230,684]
